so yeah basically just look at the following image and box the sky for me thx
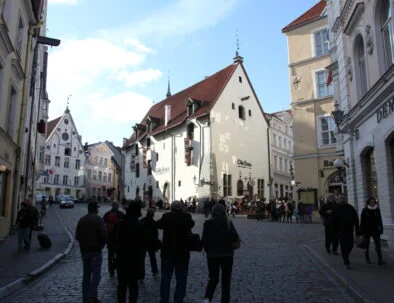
[46,0,320,147]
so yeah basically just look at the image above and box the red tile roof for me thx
[46,116,61,139]
[123,62,239,148]
[282,0,326,33]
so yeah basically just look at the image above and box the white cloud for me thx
[116,69,162,88]
[86,91,154,123]
[48,0,80,5]
[124,38,154,54]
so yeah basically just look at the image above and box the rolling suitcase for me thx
[37,232,52,249]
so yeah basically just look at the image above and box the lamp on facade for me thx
[333,158,349,169]
[331,100,359,138]
[0,165,6,172]
[289,165,295,179]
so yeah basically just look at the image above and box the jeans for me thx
[117,268,139,303]
[339,233,354,265]
[17,227,30,251]
[204,256,233,303]
[160,257,189,303]
[81,251,102,302]
[107,245,116,276]
[140,249,158,279]
[324,225,338,252]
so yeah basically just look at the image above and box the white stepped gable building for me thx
[123,56,270,208]
[36,107,86,198]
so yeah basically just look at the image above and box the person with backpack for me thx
[139,208,160,279]
[103,201,124,277]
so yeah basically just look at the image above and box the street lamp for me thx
[331,100,359,138]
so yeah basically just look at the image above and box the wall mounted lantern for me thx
[331,100,359,138]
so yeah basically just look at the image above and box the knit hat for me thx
[212,203,226,219]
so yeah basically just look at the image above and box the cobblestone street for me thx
[1,205,355,303]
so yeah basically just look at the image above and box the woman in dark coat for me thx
[360,197,385,265]
[113,202,144,303]
[202,203,240,303]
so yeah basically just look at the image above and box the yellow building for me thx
[282,1,344,206]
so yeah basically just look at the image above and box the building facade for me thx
[84,141,122,202]
[36,108,85,199]
[266,110,295,200]
[0,0,50,238]
[327,0,394,251]
[282,0,345,206]
[123,56,270,209]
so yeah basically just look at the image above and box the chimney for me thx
[165,105,171,126]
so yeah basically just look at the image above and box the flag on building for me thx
[326,70,333,86]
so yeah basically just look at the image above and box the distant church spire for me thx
[233,31,244,63]
[166,72,172,98]
[65,94,72,113]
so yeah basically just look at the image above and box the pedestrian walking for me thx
[103,201,124,277]
[113,202,144,303]
[319,195,339,254]
[202,203,240,303]
[15,201,33,252]
[40,196,47,218]
[48,195,54,208]
[25,195,39,243]
[76,202,107,303]
[139,208,160,279]
[157,200,195,303]
[360,197,386,266]
[332,195,360,269]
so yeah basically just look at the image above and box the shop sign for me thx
[377,98,394,123]
[237,159,252,168]
[156,167,169,175]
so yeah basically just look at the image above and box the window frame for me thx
[313,27,330,57]
[315,69,333,98]
[316,114,337,148]
[381,0,394,68]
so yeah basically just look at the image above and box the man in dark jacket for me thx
[139,208,159,279]
[319,195,339,254]
[15,201,34,252]
[76,202,107,303]
[202,203,240,303]
[332,195,360,269]
[157,200,195,303]
[113,202,144,303]
[103,201,124,277]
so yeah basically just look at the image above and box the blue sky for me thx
[46,0,319,146]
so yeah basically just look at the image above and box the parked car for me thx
[59,198,74,209]
[56,194,78,203]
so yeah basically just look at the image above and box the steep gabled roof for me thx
[46,116,61,139]
[123,62,238,148]
[282,0,326,33]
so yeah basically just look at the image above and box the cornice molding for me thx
[343,2,365,35]
[11,58,25,81]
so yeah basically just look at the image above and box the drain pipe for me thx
[166,130,175,202]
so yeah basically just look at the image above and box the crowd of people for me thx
[75,199,240,303]
[319,194,385,270]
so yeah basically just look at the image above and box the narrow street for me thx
[2,204,354,303]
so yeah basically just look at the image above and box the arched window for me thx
[361,147,378,200]
[381,0,393,68]
[355,35,368,99]
[238,105,245,120]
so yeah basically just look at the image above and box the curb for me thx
[302,244,371,303]
[0,210,74,300]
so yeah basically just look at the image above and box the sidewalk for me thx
[0,207,73,300]
[305,237,394,302]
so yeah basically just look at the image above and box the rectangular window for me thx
[7,85,18,138]
[87,169,92,180]
[279,157,283,171]
[103,171,107,182]
[39,146,45,163]
[44,155,51,165]
[273,134,276,146]
[108,173,112,182]
[94,156,98,164]
[75,159,80,170]
[43,176,48,183]
[136,163,140,178]
[100,157,103,165]
[64,148,71,156]
[98,171,102,181]
[147,160,152,175]
[223,174,232,197]
[93,170,97,180]
[318,116,337,147]
[64,158,69,168]
[74,176,79,186]
[316,70,333,98]
[54,174,59,184]
[63,175,68,185]
[284,159,288,172]
[314,28,329,56]
[274,156,278,170]
[104,158,107,166]
[55,156,60,167]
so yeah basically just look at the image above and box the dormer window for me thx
[187,123,194,140]
[186,98,202,116]
[238,105,245,120]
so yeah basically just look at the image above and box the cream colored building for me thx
[327,0,394,251]
[282,0,345,206]
[0,0,49,238]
